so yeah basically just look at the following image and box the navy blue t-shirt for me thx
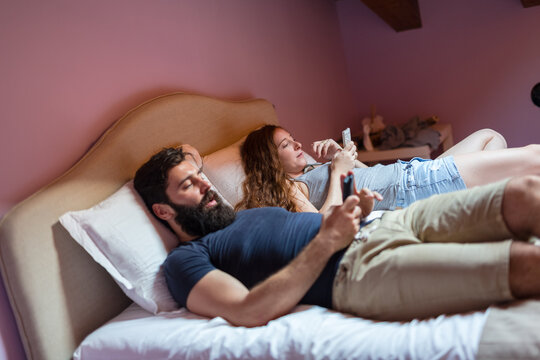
[164,207,345,309]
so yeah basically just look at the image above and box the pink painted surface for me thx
[0,279,24,360]
[337,0,540,147]
[3,0,539,358]
[0,1,354,358]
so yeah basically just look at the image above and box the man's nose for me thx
[198,177,212,193]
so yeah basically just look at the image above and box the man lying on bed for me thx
[134,145,540,326]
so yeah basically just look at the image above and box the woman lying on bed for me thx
[235,124,540,213]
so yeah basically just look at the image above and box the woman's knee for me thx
[477,128,507,150]
[522,144,540,156]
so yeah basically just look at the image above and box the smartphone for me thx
[342,127,351,147]
[342,173,354,201]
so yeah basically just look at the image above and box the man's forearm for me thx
[231,234,336,327]
[187,199,358,328]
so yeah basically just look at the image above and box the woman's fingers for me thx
[344,142,356,152]
[344,142,358,159]
[312,141,324,158]
[312,139,342,160]
[312,140,328,157]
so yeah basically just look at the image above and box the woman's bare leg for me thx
[453,145,540,188]
[437,129,507,158]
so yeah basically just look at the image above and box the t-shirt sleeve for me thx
[163,243,216,308]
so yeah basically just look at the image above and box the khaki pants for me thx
[477,299,540,359]
[332,179,515,321]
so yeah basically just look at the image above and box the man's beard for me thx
[168,190,236,238]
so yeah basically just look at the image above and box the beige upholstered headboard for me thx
[0,93,279,360]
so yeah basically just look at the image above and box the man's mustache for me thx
[199,190,217,208]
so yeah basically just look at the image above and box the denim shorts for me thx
[395,156,466,208]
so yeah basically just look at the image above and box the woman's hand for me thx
[312,139,343,161]
[330,142,357,175]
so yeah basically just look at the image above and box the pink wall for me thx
[0,1,355,358]
[337,0,540,147]
[4,0,538,358]
[0,0,356,218]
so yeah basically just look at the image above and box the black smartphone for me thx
[342,173,354,201]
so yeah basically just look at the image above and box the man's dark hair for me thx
[134,146,188,213]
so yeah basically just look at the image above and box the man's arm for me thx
[186,196,362,327]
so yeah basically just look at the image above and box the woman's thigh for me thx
[453,145,540,187]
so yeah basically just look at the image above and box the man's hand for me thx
[340,172,383,218]
[357,188,383,218]
[317,195,362,253]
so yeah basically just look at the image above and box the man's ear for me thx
[152,203,175,221]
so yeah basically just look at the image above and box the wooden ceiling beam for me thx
[360,0,422,32]
[521,0,540,7]
[358,0,537,32]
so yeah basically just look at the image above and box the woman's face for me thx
[273,128,307,175]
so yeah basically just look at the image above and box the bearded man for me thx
[134,145,540,328]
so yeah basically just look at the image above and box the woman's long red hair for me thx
[235,125,300,212]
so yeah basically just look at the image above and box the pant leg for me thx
[477,300,540,359]
[333,179,515,321]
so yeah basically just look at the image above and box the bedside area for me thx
[356,123,453,163]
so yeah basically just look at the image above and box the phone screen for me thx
[342,128,351,147]
[342,173,354,201]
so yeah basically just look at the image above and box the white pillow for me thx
[59,181,179,314]
[203,138,246,207]
[203,138,317,207]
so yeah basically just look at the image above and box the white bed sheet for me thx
[74,303,488,360]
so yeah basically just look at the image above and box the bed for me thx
[1,92,540,360]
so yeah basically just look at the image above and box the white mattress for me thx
[74,303,488,359]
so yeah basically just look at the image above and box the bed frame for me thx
[0,93,278,360]
[3,92,540,360]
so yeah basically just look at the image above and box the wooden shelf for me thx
[356,123,453,163]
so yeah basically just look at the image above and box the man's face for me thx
[165,160,210,207]
[164,161,235,238]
